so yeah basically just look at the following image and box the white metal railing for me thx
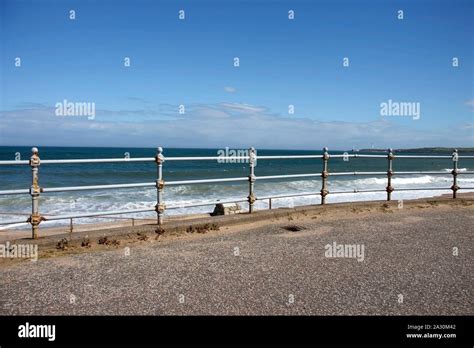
[0,146,473,238]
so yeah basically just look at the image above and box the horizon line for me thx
[0,145,472,152]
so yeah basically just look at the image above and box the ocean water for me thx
[1,146,473,229]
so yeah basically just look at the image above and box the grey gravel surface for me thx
[0,205,472,315]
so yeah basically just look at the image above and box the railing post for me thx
[386,148,394,201]
[155,147,165,225]
[248,147,256,213]
[320,147,329,205]
[451,149,459,199]
[28,147,42,239]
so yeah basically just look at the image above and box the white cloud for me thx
[0,103,472,149]
[224,86,237,93]
[465,99,474,111]
[218,102,267,114]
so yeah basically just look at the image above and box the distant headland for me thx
[356,147,474,153]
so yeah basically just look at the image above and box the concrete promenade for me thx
[0,199,472,315]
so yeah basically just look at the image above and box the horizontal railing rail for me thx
[0,146,472,238]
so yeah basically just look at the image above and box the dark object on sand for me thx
[56,238,69,250]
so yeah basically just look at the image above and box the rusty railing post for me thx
[69,218,73,238]
[451,149,459,199]
[248,147,256,213]
[386,148,394,201]
[320,147,329,205]
[155,147,165,225]
[28,147,42,239]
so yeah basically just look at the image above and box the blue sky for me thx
[0,0,473,149]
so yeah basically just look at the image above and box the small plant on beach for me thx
[186,223,220,234]
[137,232,149,241]
[380,203,394,213]
[56,238,69,250]
[111,239,120,246]
[208,223,220,231]
[98,236,108,245]
[186,225,197,233]
[98,236,120,246]
[155,226,165,235]
[81,236,91,248]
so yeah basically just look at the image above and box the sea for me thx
[1,146,473,229]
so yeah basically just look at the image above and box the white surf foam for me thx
[1,174,473,229]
